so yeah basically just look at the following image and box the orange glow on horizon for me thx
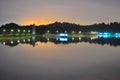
[21,19,53,26]
[21,18,102,26]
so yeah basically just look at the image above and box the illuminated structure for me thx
[55,33,68,42]
[32,24,36,35]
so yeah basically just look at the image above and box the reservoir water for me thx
[0,35,120,80]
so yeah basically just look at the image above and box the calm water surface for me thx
[0,37,120,80]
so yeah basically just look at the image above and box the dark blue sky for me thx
[0,0,120,25]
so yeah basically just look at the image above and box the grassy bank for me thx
[0,34,39,38]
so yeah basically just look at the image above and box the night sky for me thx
[0,0,120,25]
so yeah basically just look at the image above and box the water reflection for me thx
[0,34,120,47]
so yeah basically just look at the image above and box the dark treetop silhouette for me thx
[0,22,120,34]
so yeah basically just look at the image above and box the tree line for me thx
[0,22,120,34]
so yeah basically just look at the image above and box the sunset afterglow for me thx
[0,0,120,25]
[21,19,53,25]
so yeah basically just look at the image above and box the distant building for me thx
[32,24,36,35]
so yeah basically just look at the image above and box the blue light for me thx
[104,33,111,35]
[59,38,68,42]
[59,33,68,36]
[55,33,68,42]
[103,35,110,38]
[115,33,120,38]
[115,36,120,38]
[99,33,103,35]
[98,32,111,38]
[98,32,120,38]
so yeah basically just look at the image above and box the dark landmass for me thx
[0,22,120,34]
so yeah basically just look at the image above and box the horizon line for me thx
[1,21,120,26]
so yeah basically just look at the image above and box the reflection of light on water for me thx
[3,42,6,45]
[60,38,68,42]
[79,38,81,40]
[91,36,98,40]
[56,38,58,40]
[47,38,49,41]
[56,33,68,42]
[72,37,74,40]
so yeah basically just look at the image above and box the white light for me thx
[79,38,81,40]
[72,31,75,33]
[11,41,13,44]
[23,39,25,42]
[47,30,50,33]
[60,38,68,42]
[28,30,31,32]
[23,30,26,32]
[56,38,58,40]
[56,30,59,33]
[65,30,67,33]
[3,29,6,32]
[47,38,49,41]
[18,30,20,32]
[91,36,98,40]
[17,40,20,43]
[28,39,30,42]
[72,38,74,40]
[11,29,14,32]
[79,31,81,34]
